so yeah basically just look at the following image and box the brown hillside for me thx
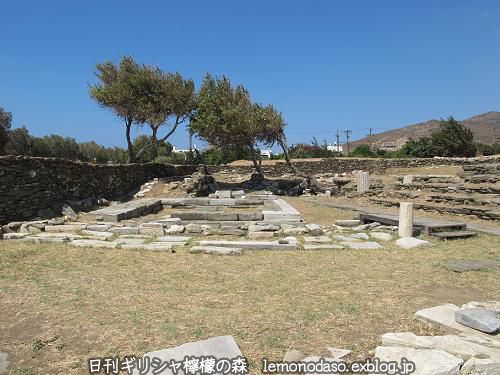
[352,111,500,147]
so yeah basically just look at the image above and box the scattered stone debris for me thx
[186,173,219,196]
[62,203,78,221]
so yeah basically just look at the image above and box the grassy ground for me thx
[0,205,499,374]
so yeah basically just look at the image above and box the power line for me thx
[344,129,352,155]
[335,130,340,152]
[368,128,373,149]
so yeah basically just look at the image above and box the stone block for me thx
[214,190,232,198]
[157,236,191,243]
[189,246,242,255]
[121,243,174,252]
[131,336,242,375]
[369,232,393,241]
[334,219,362,227]
[248,223,280,232]
[109,226,139,235]
[86,224,112,232]
[373,346,462,375]
[455,309,500,334]
[305,224,324,236]
[396,237,431,249]
[237,212,263,221]
[164,225,185,234]
[139,223,165,236]
[303,244,345,250]
[248,232,274,239]
[45,223,87,232]
[198,240,297,250]
[209,198,235,206]
[81,230,114,239]
[71,240,117,249]
[381,332,500,361]
[340,241,383,249]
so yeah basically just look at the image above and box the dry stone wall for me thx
[207,157,495,177]
[0,156,196,224]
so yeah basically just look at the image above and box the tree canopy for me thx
[189,74,291,175]
[0,107,13,154]
[89,56,194,163]
[431,117,476,157]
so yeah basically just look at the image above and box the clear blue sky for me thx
[1,0,499,149]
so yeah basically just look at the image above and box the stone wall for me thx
[207,157,495,177]
[0,156,196,224]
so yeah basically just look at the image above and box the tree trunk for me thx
[125,118,135,164]
[279,138,298,174]
[134,116,182,161]
[134,126,158,161]
[249,145,264,177]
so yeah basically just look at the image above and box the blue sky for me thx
[1,0,499,149]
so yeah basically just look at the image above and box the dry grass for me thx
[0,206,499,374]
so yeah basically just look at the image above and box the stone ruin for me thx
[119,301,500,374]
[1,187,441,253]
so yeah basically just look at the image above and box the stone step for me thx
[464,174,500,184]
[84,198,162,222]
[430,231,478,240]
[369,198,500,221]
[396,175,459,184]
[397,183,500,195]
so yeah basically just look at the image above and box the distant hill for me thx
[352,111,500,149]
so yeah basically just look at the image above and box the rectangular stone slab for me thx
[161,198,210,207]
[132,336,243,375]
[71,240,118,249]
[209,198,235,206]
[171,211,238,221]
[441,259,500,272]
[45,223,87,232]
[198,240,297,250]
[189,246,242,255]
[156,236,192,242]
[414,304,500,347]
[84,198,162,222]
[303,244,345,250]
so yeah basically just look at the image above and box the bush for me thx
[431,117,476,157]
[399,137,435,158]
[287,142,341,159]
[200,146,253,165]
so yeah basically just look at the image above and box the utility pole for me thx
[335,130,340,152]
[344,129,352,155]
[368,128,373,149]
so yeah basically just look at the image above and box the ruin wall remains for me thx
[0,156,196,224]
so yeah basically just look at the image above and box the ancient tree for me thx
[189,74,292,176]
[89,56,194,163]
